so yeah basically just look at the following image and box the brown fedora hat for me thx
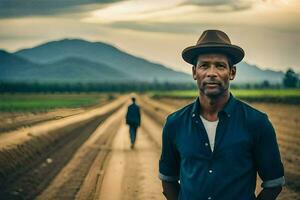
[182,30,244,65]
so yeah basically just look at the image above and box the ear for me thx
[192,66,197,80]
[230,66,236,80]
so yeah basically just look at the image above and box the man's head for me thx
[182,30,244,98]
[192,53,236,98]
[131,97,136,103]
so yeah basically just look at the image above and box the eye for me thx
[216,63,226,69]
[198,63,208,68]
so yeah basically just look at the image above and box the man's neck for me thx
[199,91,230,121]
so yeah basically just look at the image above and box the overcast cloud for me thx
[0,0,299,73]
[0,0,123,18]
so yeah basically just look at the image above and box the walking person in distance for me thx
[126,97,141,149]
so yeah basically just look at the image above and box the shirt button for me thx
[205,142,209,146]
[195,120,199,123]
[208,197,212,200]
[209,169,213,173]
[192,113,195,117]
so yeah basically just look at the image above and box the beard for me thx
[198,79,229,98]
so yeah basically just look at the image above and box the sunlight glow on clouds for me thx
[84,0,185,23]
[83,0,298,30]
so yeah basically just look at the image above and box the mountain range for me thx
[0,38,285,84]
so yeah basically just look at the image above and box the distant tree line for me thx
[0,69,298,93]
[232,68,299,89]
[0,81,198,93]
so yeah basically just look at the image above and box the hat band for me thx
[197,42,231,46]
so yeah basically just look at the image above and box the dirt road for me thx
[0,95,298,200]
[98,117,164,200]
[0,96,126,199]
[35,101,165,200]
[0,95,167,200]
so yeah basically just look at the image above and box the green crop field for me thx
[151,89,300,103]
[0,93,112,112]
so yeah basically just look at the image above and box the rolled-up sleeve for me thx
[159,117,180,182]
[254,114,285,188]
[262,176,285,188]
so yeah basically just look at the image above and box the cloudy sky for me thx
[0,0,299,73]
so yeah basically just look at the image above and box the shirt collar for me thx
[191,93,237,118]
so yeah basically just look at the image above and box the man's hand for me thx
[162,181,180,200]
[256,186,282,200]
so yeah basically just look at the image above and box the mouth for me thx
[204,82,220,86]
[206,84,219,88]
[203,81,221,89]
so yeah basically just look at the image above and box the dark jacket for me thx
[126,103,141,126]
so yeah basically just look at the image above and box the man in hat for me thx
[126,97,141,149]
[159,30,285,200]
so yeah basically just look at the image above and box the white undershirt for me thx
[200,115,219,152]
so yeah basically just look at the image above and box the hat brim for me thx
[182,44,244,65]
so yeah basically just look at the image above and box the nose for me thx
[207,65,217,78]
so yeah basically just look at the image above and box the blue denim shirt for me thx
[159,94,284,200]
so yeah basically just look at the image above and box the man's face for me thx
[192,53,236,98]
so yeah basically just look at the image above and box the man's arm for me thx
[256,186,282,200]
[137,106,141,126]
[162,180,180,200]
[253,115,285,200]
[159,116,180,199]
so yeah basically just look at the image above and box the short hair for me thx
[131,97,136,102]
[194,54,234,69]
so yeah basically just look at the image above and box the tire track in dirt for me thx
[0,97,127,200]
[0,114,111,200]
[36,106,127,200]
